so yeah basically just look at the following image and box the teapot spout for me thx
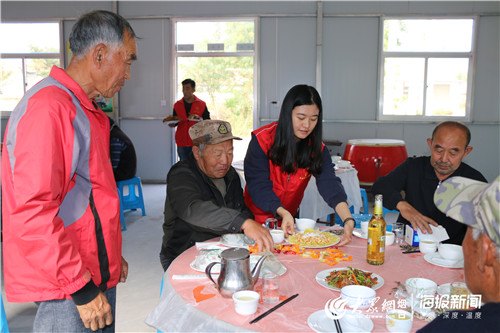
[251,254,267,286]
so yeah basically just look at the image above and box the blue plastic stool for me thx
[116,176,146,230]
[383,207,399,218]
[1,296,9,333]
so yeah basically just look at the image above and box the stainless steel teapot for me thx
[205,247,266,298]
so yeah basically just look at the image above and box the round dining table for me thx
[146,232,464,332]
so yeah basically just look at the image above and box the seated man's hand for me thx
[241,219,273,252]
[76,291,113,331]
[397,201,439,234]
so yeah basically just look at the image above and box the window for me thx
[174,19,256,161]
[0,22,61,112]
[379,18,475,121]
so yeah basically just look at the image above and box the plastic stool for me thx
[360,188,369,214]
[116,176,146,229]
[1,296,9,333]
[117,188,127,231]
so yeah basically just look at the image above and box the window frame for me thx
[377,16,478,122]
[0,20,63,113]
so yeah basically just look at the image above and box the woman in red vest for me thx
[244,85,354,245]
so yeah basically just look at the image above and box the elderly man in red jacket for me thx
[1,10,137,332]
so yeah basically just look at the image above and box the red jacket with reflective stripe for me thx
[1,66,122,302]
[173,96,206,147]
[244,122,312,223]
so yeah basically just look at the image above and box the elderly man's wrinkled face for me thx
[427,126,472,180]
[193,140,234,179]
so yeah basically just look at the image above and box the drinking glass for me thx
[262,273,280,303]
[393,222,404,244]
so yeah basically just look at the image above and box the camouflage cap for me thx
[189,119,242,146]
[434,175,500,246]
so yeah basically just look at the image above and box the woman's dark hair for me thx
[268,84,323,175]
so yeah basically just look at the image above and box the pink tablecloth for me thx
[146,235,464,332]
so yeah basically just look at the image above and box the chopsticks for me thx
[334,318,343,333]
[402,250,420,254]
[249,293,299,324]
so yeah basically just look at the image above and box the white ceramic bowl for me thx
[295,218,316,232]
[270,229,284,243]
[438,244,464,261]
[340,285,376,310]
[419,240,438,254]
[232,290,260,315]
[385,231,395,246]
[405,278,437,299]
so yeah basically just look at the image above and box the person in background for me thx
[162,78,210,160]
[371,121,487,245]
[417,175,500,332]
[109,116,137,181]
[160,120,273,271]
[1,10,137,332]
[243,84,355,246]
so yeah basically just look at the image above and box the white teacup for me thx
[385,231,395,246]
[386,309,413,333]
[419,240,437,254]
[232,290,260,315]
[270,229,284,243]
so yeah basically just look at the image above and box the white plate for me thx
[188,118,202,122]
[190,254,287,277]
[307,309,374,333]
[219,234,255,247]
[315,268,384,291]
[424,252,464,269]
[352,229,368,239]
[164,120,179,125]
[437,283,451,296]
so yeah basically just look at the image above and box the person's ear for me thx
[427,138,433,150]
[192,146,201,162]
[463,145,473,158]
[93,44,106,67]
[480,234,496,268]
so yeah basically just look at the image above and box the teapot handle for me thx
[205,262,221,285]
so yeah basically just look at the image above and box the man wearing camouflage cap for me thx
[160,120,273,270]
[418,175,500,332]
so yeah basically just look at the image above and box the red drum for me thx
[343,139,408,186]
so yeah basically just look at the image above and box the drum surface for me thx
[343,139,408,186]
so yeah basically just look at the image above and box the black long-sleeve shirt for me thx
[371,156,486,245]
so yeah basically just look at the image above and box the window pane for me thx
[177,56,254,138]
[383,58,425,116]
[176,21,254,53]
[426,58,469,117]
[384,19,473,52]
[0,23,60,53]
[0,59,25,111]
[25,58,58,90]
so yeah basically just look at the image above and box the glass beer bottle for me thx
[367,194,386,265]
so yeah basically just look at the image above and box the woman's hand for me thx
[334,202,355,246]
[337,219,354,246]
[276,207,296,237]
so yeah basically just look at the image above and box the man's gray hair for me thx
[472,228,500,262]
[197,143,207,157]
[69,10,136,57]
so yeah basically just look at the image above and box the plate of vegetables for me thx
[315,266,384,291]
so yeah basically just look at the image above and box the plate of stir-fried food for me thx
[316,266,384,291]
[288,230,340,248]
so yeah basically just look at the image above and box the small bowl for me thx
[438,244,464,261]
[232,290,260,315]
[270,229,284,243]
[295,218,316,232]
[405,278,437,299]
[340,285,376,310]
[419,240,438,254]
[385,231,395,246]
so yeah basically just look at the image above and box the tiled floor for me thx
[2,184,166,332]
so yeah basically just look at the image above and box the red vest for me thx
[244,122,312,223]
[174,96,206,147]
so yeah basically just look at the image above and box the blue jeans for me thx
[177,146,193,161]
[33,287,116,333]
